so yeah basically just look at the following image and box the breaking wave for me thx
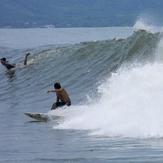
[1,29,163,138]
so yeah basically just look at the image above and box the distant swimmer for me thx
[47,81,71,110]
[0,53,30,70]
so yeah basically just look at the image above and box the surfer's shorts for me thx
[51,101,71,110]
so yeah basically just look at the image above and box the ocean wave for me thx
[1,29,163,138]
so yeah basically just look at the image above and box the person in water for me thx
[47,81,71,110]
[0,53,30,70]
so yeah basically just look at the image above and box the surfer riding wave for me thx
[47,81,71,110]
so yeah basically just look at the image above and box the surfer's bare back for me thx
[47,81,71,110]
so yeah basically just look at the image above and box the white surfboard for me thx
[24,112,49,121]
[24,112,63,122]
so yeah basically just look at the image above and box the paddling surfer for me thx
[47,81,71,110]
[0,53,30,70]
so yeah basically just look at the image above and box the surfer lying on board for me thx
[0,53,30,70]
[47,82,71,110]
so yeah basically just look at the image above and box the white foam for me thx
[133,16,161,33]
[51,27,163,138]
[155,38,163,62]
[53,63,163,138]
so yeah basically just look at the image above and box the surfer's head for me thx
[0,57,7,64]
[54,82,61,89]
[0,57,6,62]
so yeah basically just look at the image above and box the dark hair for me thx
[54,82,61,89]
[0,57,6,61]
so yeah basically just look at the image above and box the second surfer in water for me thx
[0,53,30,70]
[47,81,71,110]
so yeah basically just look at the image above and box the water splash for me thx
[54,63,163,138]
[134,16,161,33]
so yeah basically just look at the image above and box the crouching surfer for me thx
[0,53,30,70]
[47,81,71,110]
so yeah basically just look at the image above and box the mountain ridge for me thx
[0,0,163,28]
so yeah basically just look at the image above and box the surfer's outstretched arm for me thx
[24,53,30,65]
[47,90,56,93]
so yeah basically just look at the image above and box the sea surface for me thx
[1,27,163,163]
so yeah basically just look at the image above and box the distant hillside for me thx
[0,0,163,28]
